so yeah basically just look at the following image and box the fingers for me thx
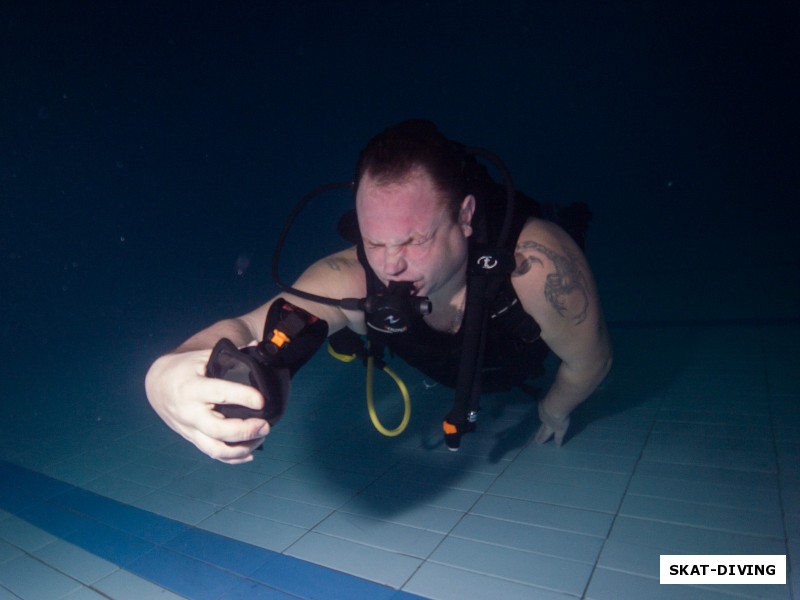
[204,410,270,441]
[534,422,567,447]
[189,414,269,464]
[147,350,273,463]
[193,377,266,412]
[184,375,270,439]
[191,429,266,464]
[535,402,570,447]
[162,349,266,413]
[534,423,554,445]
[199,380,270,445]
[553,428,567,447]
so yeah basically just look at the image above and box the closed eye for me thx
[364,230,435,250]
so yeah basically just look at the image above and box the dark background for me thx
[1,1,797,425]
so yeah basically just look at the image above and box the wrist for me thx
[539,397,570,421]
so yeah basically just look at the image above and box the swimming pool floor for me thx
[1,321,797,599]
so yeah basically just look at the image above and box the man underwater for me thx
[145,119,612,464]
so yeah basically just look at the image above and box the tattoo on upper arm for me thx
[514,240,590,324]
[324,257,354,272]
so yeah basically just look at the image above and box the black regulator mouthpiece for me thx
[364,280,432,334]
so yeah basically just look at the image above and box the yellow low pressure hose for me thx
[366,356,411,436]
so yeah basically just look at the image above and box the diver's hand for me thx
[534,401,570,447]
[145,350,269,464]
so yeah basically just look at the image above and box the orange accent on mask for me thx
[270,329,291,348]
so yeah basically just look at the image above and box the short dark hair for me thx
[354,119,467,221]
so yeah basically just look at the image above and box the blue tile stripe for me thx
[0,460,425,599]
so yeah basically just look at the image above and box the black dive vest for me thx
[356,185,551,393]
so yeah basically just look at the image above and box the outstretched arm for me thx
[145,247,365,463]
[512,219,612,446]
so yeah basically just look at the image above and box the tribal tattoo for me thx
[513,240,590,324]
[324,256,357,271]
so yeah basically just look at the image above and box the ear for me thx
[459,195,476,237]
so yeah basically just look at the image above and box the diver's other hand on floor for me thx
[145,350,269,464]
[534,401,570,447]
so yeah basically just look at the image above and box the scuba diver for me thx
[145,119,612,464]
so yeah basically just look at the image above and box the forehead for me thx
[356,170,448,240]
[356,167,441,206]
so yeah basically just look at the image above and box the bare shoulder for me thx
[301,247,364,292]
[512,218,601,335]
[240,247,367,339]
[318,246,360,272]
[290,246,367,333]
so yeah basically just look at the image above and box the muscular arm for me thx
[145,247,365,463]
[175,248,365,351]
[512,219,613,445]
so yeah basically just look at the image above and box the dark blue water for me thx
[1,2,797,431]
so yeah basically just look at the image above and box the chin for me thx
[412,282,428,296]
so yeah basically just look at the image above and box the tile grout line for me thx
[395,423,573,594]
[0,460,426,599]
[0,516,120,600]
[760,324,796,600]
[278,445,409,574]
[577,389,666,599]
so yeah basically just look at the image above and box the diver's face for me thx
[356,168,474,299]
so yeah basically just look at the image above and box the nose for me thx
[382,246,407,277]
